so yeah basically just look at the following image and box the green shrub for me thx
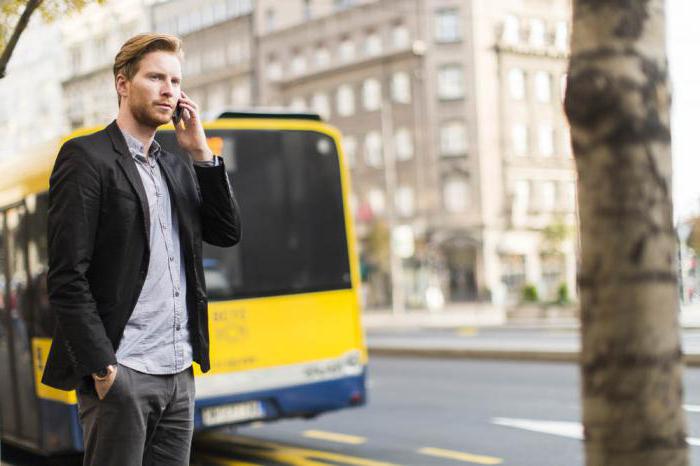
[521,284,539,303]
[557,283,570,304]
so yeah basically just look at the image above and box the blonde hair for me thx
[113,33,183,105]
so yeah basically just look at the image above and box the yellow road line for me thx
[303,429,367,444]
[201,433,402,466]
[418,447,503,464]
[457,327,478,337]
[193,454,263,466]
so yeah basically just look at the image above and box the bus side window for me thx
[26,193,51,337]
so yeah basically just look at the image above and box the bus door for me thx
[0,203,40,447]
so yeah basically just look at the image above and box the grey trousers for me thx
[76,364,195,466]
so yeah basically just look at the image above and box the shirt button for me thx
[176,324,181,331]
[175,291,180,297]
[169,256,174,262]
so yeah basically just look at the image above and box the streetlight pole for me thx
[380,60,406,316]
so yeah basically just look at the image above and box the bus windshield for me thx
[156,129,352,300]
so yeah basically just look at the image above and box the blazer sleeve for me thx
[193,157,242,247]
[46,142,117,377]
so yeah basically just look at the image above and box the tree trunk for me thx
[565,1,688,465]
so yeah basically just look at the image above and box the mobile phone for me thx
[172,101,183,125]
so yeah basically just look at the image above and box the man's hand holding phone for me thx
[172,91,213,163]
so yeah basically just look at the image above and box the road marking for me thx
[418,447,502,464]
[493,417,700,447]
[198,432,402,466]
[492,417,583,439]
[303,429,367,444]
[193,455,263,466]
[457,327,478,337]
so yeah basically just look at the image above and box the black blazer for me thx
[41,120,241,390]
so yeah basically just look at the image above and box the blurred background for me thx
[2,1,700,465]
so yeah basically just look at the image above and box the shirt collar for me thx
[120,128,161,164]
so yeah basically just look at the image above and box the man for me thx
[41,33,241,466]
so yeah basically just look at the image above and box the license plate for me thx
[201,400,265,427]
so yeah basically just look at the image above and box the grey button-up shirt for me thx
[115,129,216,374]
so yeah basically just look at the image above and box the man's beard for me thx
[131,100,170,128]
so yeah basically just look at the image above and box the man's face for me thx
[118,51,182,128]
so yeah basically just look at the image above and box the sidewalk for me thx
[362,302,700,365]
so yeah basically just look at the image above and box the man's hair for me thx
[113,33,183,105]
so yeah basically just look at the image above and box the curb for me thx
[368,346,700,366]
[368,347,579,363]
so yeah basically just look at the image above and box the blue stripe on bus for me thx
[193,371,367,430]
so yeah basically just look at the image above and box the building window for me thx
[555,21,568,50]
[214,0,226,19]
[265,8,276,32]
[202,5,215,27]
[512,124,529,156]
[364,31,383,56]
[315,46,330,68]
[501,254,526,295]
[178,14,192,35]
[266,56,282,81]
[367,188,385,215]
[228,41,243,65]
[440,121,468,156]
[232,83,250,106]
[70,46,82,75]
[508,68,526,100]
[538,124,554,156]
[391,71,411,103]
[312,92,330,120]
[540,181,557,211]
[529,18,546,47]
[565,181,577,208]
[503,15,520,44]
[513,179,531,214]
[395,128,414,161]
[363,78,382,111]
[534,71,551,103]
[562,125,572,157]
[443,177,470,213]
[343,135,357,167]
[337,84,355,116]
[290,96,307,111]
[392,23,410,49]
[435,8,461,43]
[541,253,565,299]
[339,37,356,62]
[560,73,568,102]
[291,51,306,75]
[437,64,464,100]
[364,131,383,167]
[395,186,415,217]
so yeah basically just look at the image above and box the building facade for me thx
[254,0,576,307]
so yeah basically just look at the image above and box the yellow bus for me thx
[0,111,367,455]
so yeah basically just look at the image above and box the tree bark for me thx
[0,0,44,79]
[565,1,687,465]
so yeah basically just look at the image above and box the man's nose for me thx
[161,81,175,97]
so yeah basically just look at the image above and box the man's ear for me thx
[115,73,129,100]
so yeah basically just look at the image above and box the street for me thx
[367,326,700,356]
[6,354,700,465]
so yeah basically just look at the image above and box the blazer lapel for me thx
[106,121,151,243]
